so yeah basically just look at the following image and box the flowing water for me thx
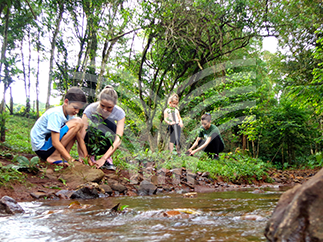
[0,187,285,242]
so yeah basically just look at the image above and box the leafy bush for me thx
[113,148,272,183]
[15,156,40,173]
[86,116,114,157]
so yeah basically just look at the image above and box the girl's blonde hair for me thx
[168,93,179,105]
[98,85,118,104]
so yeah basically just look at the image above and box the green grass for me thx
[4,115,78,157]
[5,115,35,153]
[113,149,273,183]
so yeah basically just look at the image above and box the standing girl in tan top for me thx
[164,94,183,155]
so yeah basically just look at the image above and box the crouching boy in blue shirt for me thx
[30,87,88,165]
[187,113,224,159]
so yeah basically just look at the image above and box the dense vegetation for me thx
[1,0,323,172]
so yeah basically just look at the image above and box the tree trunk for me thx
[21,37,28,115]
[252,140,255,158]
[242,134,247,150]
[36,31,40,118]
[95,38,118,96]
[45,4,64,109]
[0,7,10,112]
[146,120,156,152]
[9,86,13,115]
[26,32,32,116]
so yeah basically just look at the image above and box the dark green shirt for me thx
[198,124,224,144]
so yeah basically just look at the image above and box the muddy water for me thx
[0,188,284,242]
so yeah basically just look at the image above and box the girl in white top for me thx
[164,93,183,154]
[82,85,125,169]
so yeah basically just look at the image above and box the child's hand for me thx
[186,149,192,156]
[95,157,106,168]
[179,122,183,128]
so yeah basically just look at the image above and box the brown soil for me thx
[0,148,320,202]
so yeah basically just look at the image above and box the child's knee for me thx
[67,117,84,131]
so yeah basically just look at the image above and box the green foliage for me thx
[197,152,272,182]
[0,164,25,186]
[306,152,323,169]
[118,205,129,212]
[86,115,114,157]
[259,98,313,166]
[114,148,272,183]
[16,156,40,173]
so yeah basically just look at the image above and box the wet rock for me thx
[194,186,216,193]
[59,162,105,189]
[186,172,196,185]
[68,201,91,209]
[55,190,74,199]
[70,186,99,199]
[150,175,159,186]
[30,191,49,199]
[105,174,119,180]
[265,168,323,241]
[234,215,266,221]
[156,188,164,194]
[175,188,185,194]
[127,190,137,196]
[129,173,143,184]
[100,184,113,194]
[138,180,157,196]
[252,189,264,194]
[0,196,24,214]
[108,180,127,193]
[157,168,171,176]
[183,192,197,198]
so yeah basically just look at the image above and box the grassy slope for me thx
[4,115,273,183]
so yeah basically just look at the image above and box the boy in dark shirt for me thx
[187,113,224,159]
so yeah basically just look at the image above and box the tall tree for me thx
[117,0,278,150]
[45,0,64,109]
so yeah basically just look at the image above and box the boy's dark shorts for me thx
[35,125,69,161]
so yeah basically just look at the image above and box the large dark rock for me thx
[70,182,105,199]
[0,196,24,214]
[70,186,99,199]
[138,179,157,196]
[265,168,323,241]
[108,180,127,193]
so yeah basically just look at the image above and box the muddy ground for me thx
[0,148,320,202]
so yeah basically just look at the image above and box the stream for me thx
[0,187,285,242]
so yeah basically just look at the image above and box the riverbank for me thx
[0,148,320,202]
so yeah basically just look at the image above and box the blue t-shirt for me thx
[30,106,73,151]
